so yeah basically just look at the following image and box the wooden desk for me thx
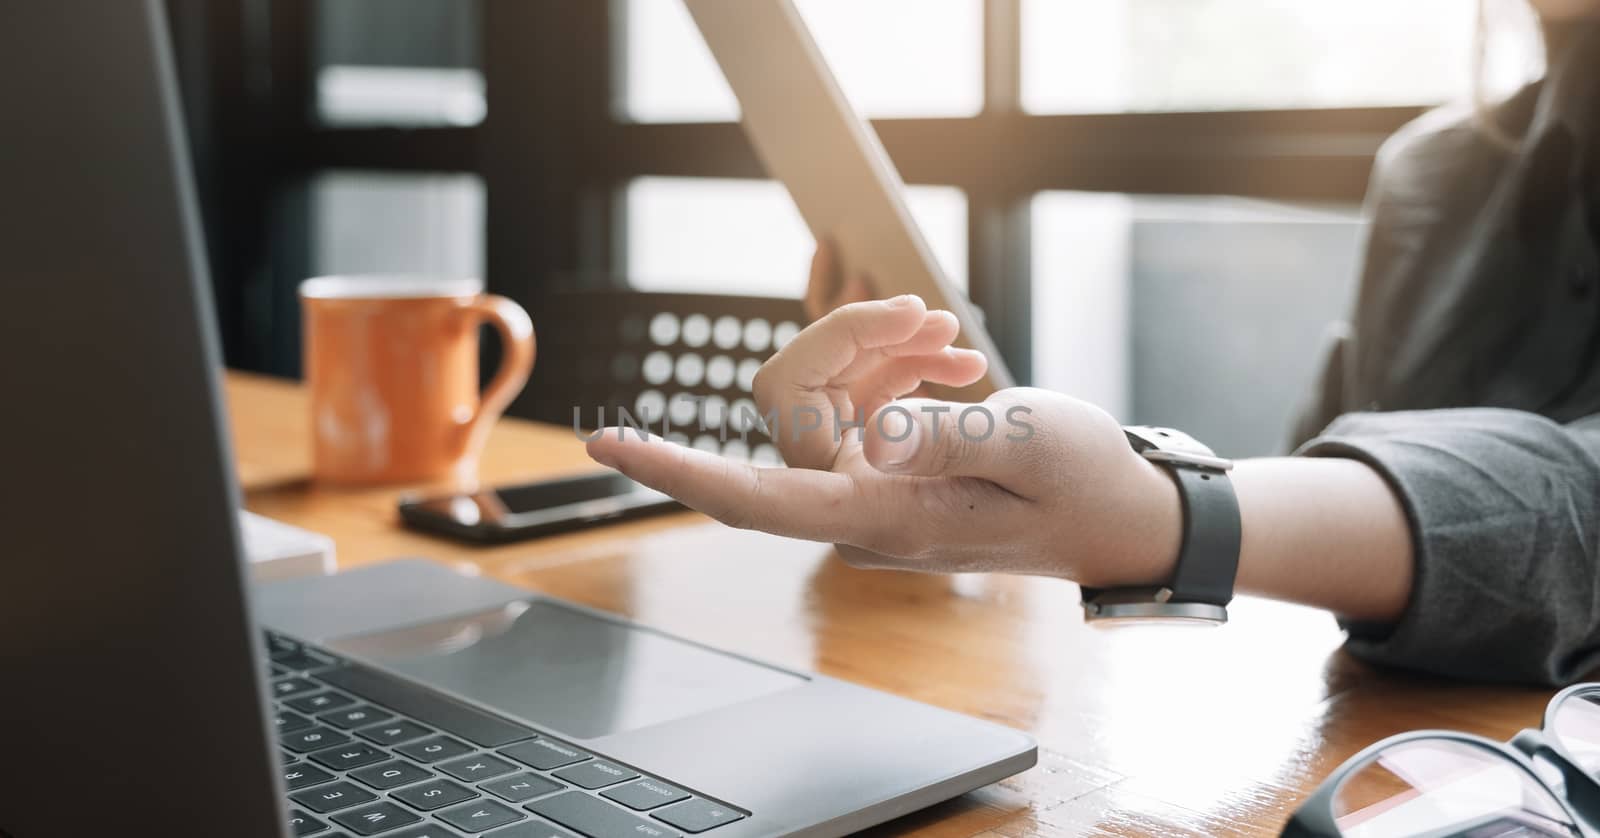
[227,371,1552,837]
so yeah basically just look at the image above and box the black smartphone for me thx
[398,472,683,544]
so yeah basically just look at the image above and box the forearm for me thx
[1230,457,1414,622]
[1106,454,1413,622]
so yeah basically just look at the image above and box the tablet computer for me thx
[682,0,1015,399]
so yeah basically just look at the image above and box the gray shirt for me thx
[1291,24,1600,684]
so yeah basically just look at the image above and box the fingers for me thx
[833,309,959,384]
[859,395,1045,496]
[763,295,929,392]
[838,272,874,307]
[754,295,930,469]
[847,348,988,420]
[803,239,842,323]
[586,430,896,546]
[804,238,878,322]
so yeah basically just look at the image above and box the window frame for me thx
[186,0,1423,387]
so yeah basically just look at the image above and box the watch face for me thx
[1082,601,1228,625]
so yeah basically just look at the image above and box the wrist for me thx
[1075,451,1184,588]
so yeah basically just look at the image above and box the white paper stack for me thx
[239,510,336,582]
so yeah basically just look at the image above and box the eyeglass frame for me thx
[1282,683,1600,837]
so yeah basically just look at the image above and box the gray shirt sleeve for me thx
[1297,408,1600,685]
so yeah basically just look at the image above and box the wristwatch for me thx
[1080,426,1241,625]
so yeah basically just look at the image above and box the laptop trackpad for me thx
[324,598,806,740]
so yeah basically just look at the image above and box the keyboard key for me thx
[389,827,467,838]
[500,740,590,771]
[552,761,637,790]
[268,633,300,656]
[528,792,680,838]
[283,750,303,765]
[437,799,524,833]
[277,710,315,734]
[331,801,423,835]
[485,820,582,838]
[396,736,474,764]
[274,677,322,699]
[437,753,518,783]
[288,692,357,714]
[391,778,477,811]
[274,664,293,677]
[284,763,337,791]
[318,665,536,747]
[357,720,433,746]
[284,726,353,753]
[481,773,563,804]
[350,760,434,790]
[276,647,337,670]
[288,808,330,836]
[311,743,390,771]
[652,799,744,833]
[321,705,396,730]
[291,781,379,814]
[601,779,689,811]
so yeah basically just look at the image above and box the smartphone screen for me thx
[400,472,679,543]
[495,472,648,513]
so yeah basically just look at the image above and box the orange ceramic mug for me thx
[300,275,535,488]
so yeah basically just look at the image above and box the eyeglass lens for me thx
[1331,738,1578,837]
[1550,688,1600,779]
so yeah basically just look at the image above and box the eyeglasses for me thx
[1284,684,1600,837]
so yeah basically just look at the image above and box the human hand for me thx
[802,237,873,322]
[586,295,1181,584]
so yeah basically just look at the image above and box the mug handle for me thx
[454,294,536,481]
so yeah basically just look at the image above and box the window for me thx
[313,0,485,127]
[185,0,1504,423]
[621,0,984,122]
[308,171,485,278]
[624,177,967,297]
[1032,192,1363,456]
[1021,0,1542,114]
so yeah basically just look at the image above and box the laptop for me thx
[0,4,1035,838]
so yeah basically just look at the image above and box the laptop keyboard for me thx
[266,632,747,838]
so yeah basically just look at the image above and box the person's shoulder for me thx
[1369,81,1542,205]
[1370,101,1490,198]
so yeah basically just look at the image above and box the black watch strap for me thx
[1081,427,1241,622]
[1164,462,1241,606]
